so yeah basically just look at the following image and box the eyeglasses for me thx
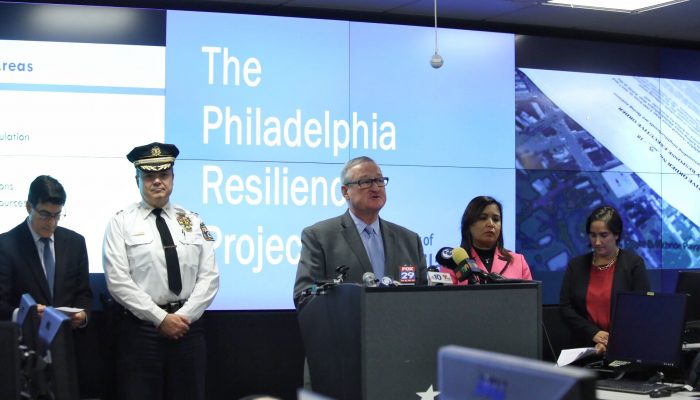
[33,208,65,221]
[344,177,389,189]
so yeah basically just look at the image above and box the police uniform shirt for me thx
[103,201,219,327]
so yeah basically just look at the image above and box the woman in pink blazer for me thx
[442,196,532,283]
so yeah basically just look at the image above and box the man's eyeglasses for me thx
[344,177,389,189]
[33,208,65,221]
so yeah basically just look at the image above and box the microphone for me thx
[487,272,505,282]
[334,265,349,283]
[426,266,454,286]
[483,272,528,284]
[378,276,400,287]
[450,247,480,284]
[362,272,378,287]
[435,247,457,269]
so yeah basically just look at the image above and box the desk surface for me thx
[598,389,700,399]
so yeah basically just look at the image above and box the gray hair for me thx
[340,156,377,183]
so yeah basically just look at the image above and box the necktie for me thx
[40,238,55,300]
[364,226,384,278]
[153,208,182,295]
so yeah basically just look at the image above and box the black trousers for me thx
[115,314,206,400]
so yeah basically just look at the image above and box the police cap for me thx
[126,142,180,171]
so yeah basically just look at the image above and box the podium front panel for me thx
[361,283,541,400]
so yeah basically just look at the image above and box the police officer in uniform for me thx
[102,142,219,400]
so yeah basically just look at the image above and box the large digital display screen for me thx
[0,5,515,310]
[515,68,700,271]
[166,11,515,309]
[1,3,699,310]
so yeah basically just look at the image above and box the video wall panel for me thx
[1,2,699,308]
[515,68,700,273]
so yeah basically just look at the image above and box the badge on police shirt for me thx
[200,222,215,241]
[176,212,193,232]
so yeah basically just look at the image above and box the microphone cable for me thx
[541,320,559,366]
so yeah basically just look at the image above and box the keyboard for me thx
[607,360,631,368]
[596,379,670,394]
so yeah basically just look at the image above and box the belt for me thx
[158,300,186,313]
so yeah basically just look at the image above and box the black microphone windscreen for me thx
[435,247,457,269]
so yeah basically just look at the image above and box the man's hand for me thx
[157,314,190,340]
[36,304,46,319]
[70,310,87,329]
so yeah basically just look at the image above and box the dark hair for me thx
[27,175,66,207]
[586,205,622,244]
[460,195,512,262]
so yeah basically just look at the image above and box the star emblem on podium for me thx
[417,384,440,399]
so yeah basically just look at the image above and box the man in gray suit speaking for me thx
[293,156,426,308]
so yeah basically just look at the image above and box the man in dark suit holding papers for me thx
[0,175,92,328]
[293,156,426,308]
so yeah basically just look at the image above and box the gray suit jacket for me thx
[293,210,426,308]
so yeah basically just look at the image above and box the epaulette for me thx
[173,204,200,217]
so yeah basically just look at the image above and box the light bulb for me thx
[430,52,443,69]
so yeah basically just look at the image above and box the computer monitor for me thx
[17,293,40,352]
[38,307,79,400]
[0,321,21,400]
[606,292,687,369]
[675,271,700,322]
[438,345,597,400]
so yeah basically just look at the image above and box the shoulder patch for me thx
[200,222,215,241]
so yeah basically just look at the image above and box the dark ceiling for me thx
[5,0,700,48]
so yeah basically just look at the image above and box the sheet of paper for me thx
[557,347,596,366]
[55,306,84,315]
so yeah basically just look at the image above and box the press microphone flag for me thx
[426,266,454,286]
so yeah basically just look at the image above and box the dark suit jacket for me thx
[293,210,427,308]
[0,219,92,320]
[559,248,650,347]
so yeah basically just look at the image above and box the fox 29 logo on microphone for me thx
[399,265,416,285]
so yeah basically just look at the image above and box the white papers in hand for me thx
[557,347,596,366]
[55,306,84,315]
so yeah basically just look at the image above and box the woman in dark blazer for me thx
[559,206,650,354]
